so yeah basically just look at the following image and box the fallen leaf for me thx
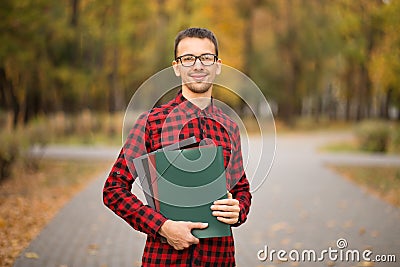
[370,231,379,238]
[280,238,291,246]
[25,252,39,259]
[364,246,374,251]
[358,261,374,267]
[88,243,98,249]
[359,227,366,235]
[87,243,99,255]
[0,217,6,228]
[293,242,303,249]
[343,220,353,229]
[286,227,295,234]
[11,239,19,247]
[270,222,289,232]
[326,220,336,229]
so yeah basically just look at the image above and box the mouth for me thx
[189,73,208,82]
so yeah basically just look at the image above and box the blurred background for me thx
[1,0,400,138]
[1,0,400,266]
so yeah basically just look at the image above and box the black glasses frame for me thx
[175,53,218,67]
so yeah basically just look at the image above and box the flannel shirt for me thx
[103,90,252,266]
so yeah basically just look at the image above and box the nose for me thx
[192,58,204,70]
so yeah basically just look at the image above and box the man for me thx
[103,27,251,266]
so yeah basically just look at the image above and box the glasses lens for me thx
[180,55,196,67]
[199,54,216,66]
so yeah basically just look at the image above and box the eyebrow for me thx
[178,53,215,57]
[176,51,216,57]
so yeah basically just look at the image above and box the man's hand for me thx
[210,192,240,225]
[158,220,208,250]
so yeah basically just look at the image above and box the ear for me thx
[215,58,222,75]
[172,60,181,77]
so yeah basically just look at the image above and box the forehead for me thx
[176,37,216,56]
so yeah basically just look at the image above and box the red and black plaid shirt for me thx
[103,90,251,266]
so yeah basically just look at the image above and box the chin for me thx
[186,82,212,94]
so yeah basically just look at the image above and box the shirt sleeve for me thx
[228,125,252,227]
[102,112,167,237]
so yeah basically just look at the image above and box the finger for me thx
[189,222,208,229]
[181,233,199,246]
[191,236,200,245]
[211,204,240,212]
[212,211,239,219]
[169,241,187,250]
[213,198,239,206]
[216,216,238,225]
[227,192,233,199]
[174,244,184,250]
[187,229,200,245]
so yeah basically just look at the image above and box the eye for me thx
[200,54,214,61]
[182,55,195,62]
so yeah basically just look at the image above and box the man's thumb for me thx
[189,222,208,229]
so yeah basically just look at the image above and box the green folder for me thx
[155,146,231,238]
[133,136,198,210]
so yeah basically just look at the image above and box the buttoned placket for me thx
[179,94,215,142]
[199,110,208,139]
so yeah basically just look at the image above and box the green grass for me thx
[319,140,360,153]
[329,165,400,207]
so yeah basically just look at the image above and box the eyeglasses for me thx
[175,53,218,67]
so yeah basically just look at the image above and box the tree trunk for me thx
[155,0,169,69]
[23,68,41,124]
[108,0,123,112]
[0,67,20,128]
[277,1,302,126]
[71,0,79,27]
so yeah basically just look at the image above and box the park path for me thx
[13,133,400,267]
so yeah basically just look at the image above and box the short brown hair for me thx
[174,27,219,59]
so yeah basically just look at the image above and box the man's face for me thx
[173,37,221,95]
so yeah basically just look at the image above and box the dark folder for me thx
[155,146,231,238]
[147,153,159,211]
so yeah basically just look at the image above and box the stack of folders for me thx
[133,137,231,238]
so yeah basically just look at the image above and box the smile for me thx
[190,73,208,82]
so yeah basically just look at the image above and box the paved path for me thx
[14,133,400,267]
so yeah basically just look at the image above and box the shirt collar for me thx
[174,90,215,116]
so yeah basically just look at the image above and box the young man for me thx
[103,27,251,266]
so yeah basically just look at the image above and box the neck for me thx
[182,86,212,110]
